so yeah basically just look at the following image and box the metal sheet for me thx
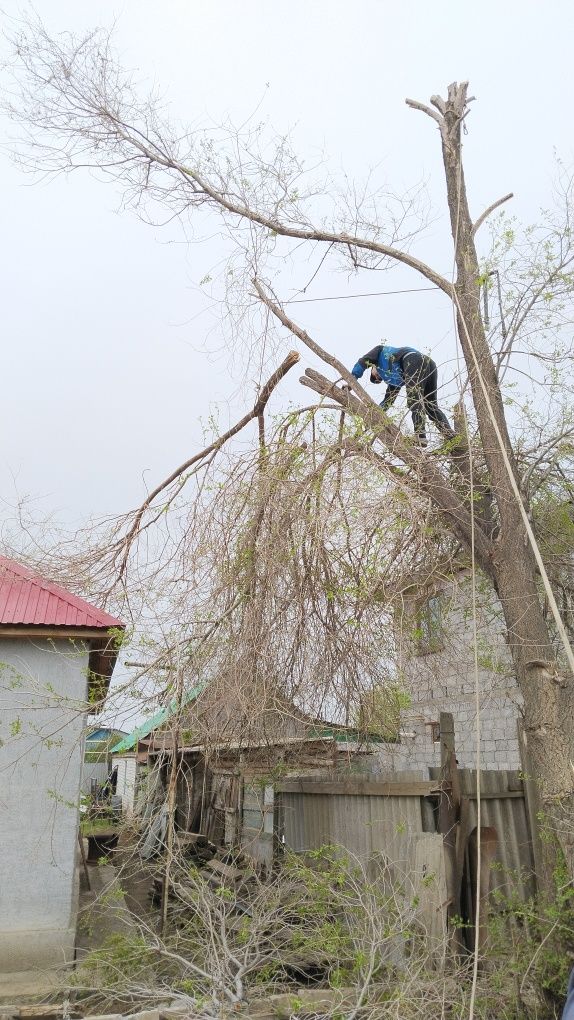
[280,789,424,879]
[0,555,123,627]
[430,768,536,901]
[80,761,108,795]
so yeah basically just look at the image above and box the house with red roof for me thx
[0,556,124,976]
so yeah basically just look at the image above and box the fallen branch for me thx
[300,367,496,575]
[115,350,300,581]
[252,279,495,573]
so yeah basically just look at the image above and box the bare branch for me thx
[429,94,447,115]
[4,22,454,297]
[253,278,369,396]
[300,367,496,575]
[472,192,514,237]
[405,98,443,129]
[115,350,300,580]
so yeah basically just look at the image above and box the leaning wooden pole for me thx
[160,656,185,934]
[438,712,464,951]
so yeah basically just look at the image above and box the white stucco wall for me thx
[392,571,522,772]
[0,637,89,972]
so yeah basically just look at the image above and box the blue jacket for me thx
[351,344,418,389]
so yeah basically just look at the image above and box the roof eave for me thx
[0,624,123,712]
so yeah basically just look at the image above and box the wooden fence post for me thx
[438,712,466,948]
[517,720,552,897]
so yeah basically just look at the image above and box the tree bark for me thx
[413,83,574,883]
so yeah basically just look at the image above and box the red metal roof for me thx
[0,556,124,629]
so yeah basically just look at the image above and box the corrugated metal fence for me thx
[275,772,448,942]
[431,766,536,900]
[278,771,429,877]
[276,768,535,900]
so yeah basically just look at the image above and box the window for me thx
[426,720,441,742]
[414,594,444,655]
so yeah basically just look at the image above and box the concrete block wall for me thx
[390,571,522,772]
[0,638,89,972]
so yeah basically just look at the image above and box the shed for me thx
[110,683,206,814]
[82,726,128,796]
[0,556,124,975]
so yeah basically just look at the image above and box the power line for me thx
[284,285,440,304]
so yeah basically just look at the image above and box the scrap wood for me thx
[245,986,362,1018]
[15,1008,72,1019]
[174,831,209,848]
[174,831,215,864]
[9,1005,190,1020]
[203,858,245,885]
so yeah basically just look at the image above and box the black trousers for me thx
[399,352,453,439]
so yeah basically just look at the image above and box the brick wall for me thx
[389,569,522,772]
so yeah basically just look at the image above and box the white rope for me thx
[453,289,574,678]
[468,418,482,1018]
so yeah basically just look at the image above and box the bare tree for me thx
[4,21,574,884]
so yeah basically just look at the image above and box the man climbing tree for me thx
[350,343,455,446]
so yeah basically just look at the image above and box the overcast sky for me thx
[1,0,573,533]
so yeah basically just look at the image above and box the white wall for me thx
[392,571,522,772]
[0,637,89,972]
[81,760,109,796]
[112,753,137,815]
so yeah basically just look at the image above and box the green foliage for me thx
[78,932,159,990]
[73,837,574,1018]
[353,683,410,742]
[80,814,118,836]
[47,787,78,810]
[484,850,574,1017]
[107,626,128,650]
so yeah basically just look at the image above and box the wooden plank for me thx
[466,789,524,800]
[18,1007,69,1018]
[0,627,109,639]
[517,720,551,895]
[243,808,264,827]
[410,833,448,953]
[275,779,443,796]
[277,782,525,800]
[438,712,463,952]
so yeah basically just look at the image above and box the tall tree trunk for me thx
[428,83,574,881]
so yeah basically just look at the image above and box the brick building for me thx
[391,562,522,772]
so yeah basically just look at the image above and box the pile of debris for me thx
[150,832,252,905]
[174,831,216,866]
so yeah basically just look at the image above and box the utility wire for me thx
[284,285,439,304]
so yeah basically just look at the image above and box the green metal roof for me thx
[309,725,388,744]
[110,682,206,753]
